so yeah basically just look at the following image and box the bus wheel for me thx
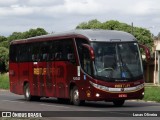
[72,86,85,106]
[24,83,33,101]
[113,100,125,107]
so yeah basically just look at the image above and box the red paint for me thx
[9,31,146,102]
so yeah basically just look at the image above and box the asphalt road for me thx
[0,90,160,120]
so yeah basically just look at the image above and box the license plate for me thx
[118,94,127,98]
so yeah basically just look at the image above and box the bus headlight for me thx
[89,81,109,91]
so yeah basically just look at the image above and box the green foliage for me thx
[0,36,9,49]
[0,41,9,48]
[0,47,9,72]
[76,19,153,49]
[144,87,160,102]
[0,36,7,42]
[8,28,48,42]
[0,73,9,89]
[76,19,102,29]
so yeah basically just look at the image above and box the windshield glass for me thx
[91,42,143,81]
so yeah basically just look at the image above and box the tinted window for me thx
[18,44,29,62]
[10,44,29,62]
[30,43,40,62]
[10,39,75,63]
[52,39,75,62]
[39,42,51,61]
[10,45,18,62]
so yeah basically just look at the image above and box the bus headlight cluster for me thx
[90,81,144,93]
[90,81,109,91]
[136,84,144,90]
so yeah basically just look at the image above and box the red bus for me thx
[9,30,150,106]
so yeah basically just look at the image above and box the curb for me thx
[128,100,158,103]
[0,89,9,91]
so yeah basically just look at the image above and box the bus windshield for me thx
[91,42,143,81]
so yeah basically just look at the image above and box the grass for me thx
[0,74,160,102]
[0,73,9,89]
[143,86,160,102]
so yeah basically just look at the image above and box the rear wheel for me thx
[72,86,85,106]
[24,83,40,101]
[24,83,32,101]
[113,100,125,107]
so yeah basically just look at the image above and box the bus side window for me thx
[10,45,18,62]
[18,44,29,62]
[30,43,40,62]
[39,42,50,61]
[64,40,75,63]
[54,41,62,60]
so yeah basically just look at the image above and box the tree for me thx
[0,36,9,48]
[0,36,7,43]
[24,28,48,38]
[0,41,9,48]
[76,19,102,29]
[0,47,9,73]
[102,20,121,30]
[7,32,24,42]
[8,28,48,42]
[76,20,153,50]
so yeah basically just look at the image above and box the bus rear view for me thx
[9,30,150,106]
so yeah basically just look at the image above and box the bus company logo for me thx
[121,88,124,92]
[2,112,11,117]
[33,67,63,77]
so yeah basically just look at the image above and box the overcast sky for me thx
[0,0,160,36]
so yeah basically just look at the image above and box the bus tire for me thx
[69,88,73,104]
[72,86,85,106]
[113,100,125,107]
[24,83,33,101]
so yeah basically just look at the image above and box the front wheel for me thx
[72,86,85,106]
[113,100,125,107]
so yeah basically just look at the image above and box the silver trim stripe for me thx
[90,81,144,93]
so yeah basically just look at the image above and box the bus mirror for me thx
[139,44,151,62]
[82,44,95,61]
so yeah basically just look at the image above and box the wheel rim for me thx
[73,89,79,103]
[26,87,30,98]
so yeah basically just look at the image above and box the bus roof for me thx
[11,29,137,44]
[69,29,137,42]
